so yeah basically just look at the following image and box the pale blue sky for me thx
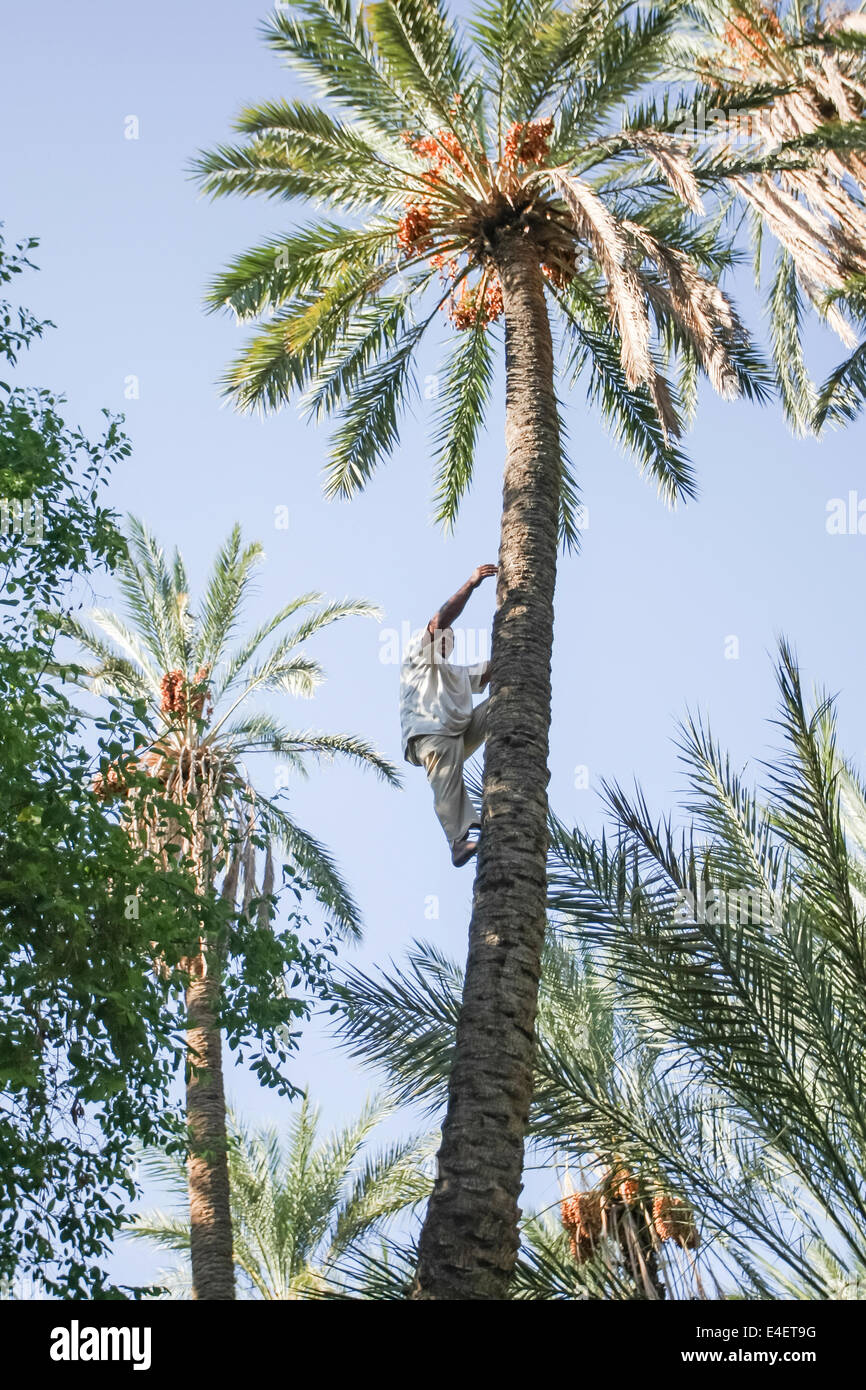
[3,0,865,1291]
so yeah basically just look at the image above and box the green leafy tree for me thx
[59,521,398,1299]
[0,230,227,1297]
[128,1096,431,1298]
[192,0,792,1298]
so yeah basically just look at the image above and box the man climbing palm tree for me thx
[400,564,495,867]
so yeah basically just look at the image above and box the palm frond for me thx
[325,1134,432,1265]
[769,246,818,435]
[265,800,364,938]
[430,313,495,531]
[213,592,323,699]
[365,0,479,170]
[300,293,415,423]
[193,106,409,211]
[815,335,866,429]
[205,222,395,321]
[86,610,165,694]
[122,516,194,669]
[49,614,156,701]
[559,288,697,505]
[324,324,424,498]
[334,939,461,1110]
[552,4,682,149]
[262,0,426,138]
[196,525,265,670]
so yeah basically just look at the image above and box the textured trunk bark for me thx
[186,954,235,1300]
[412,229,561,1300]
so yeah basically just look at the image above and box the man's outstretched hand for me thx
[429,565,499,634]
[471,564,498,588]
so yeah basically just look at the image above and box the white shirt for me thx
[399,628,488,763]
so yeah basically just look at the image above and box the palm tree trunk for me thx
[412,229,562,1299]
[186,951,235,1300]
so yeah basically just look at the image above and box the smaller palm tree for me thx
[66,517,397,933]
[59,517,398,1301]
[128,1097,432,1299]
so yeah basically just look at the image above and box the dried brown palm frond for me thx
[551,170,654,392]
[626,131,706,214]
[549,170,683,443]
[704,2,866,342]
[549,169,754,439]
[626,221,754,398]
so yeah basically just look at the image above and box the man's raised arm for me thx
[427,564,497,634]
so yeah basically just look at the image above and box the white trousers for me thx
[409,699,488,848]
